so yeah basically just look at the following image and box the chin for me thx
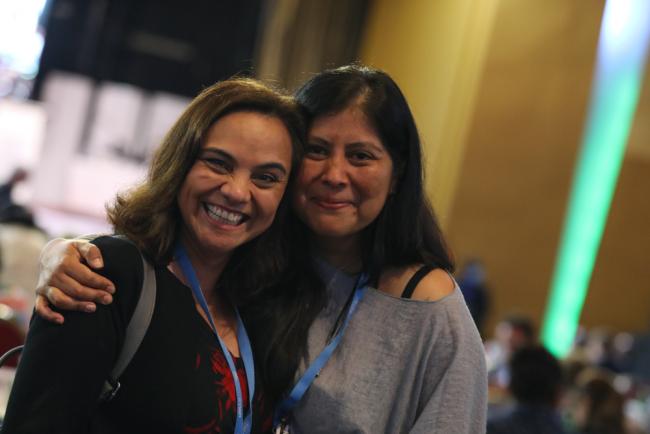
[311,223,355,239]
[199,233,246,254]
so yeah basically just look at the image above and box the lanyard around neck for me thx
[274,273,368,427]
[174,244,255,434]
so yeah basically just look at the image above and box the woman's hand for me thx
[35,238,116,324]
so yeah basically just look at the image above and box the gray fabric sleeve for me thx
[409,299,488,434]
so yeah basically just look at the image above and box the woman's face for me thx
[293,105,394,243]
[178,111,293,257]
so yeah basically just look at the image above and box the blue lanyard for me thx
[175,244,255,434]
[273,273,368,427]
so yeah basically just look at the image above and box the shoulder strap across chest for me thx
[401,265,434,299]
[98,236,157,402]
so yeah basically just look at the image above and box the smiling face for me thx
[293,104,394,246]
[177,111,293,259]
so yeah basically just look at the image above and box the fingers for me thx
[34,294,65,324]
[76,241,105,269]
[37,238,115,300]
[44,287,98,313]
[48,272,113,305]
[61,253,115,295]
[36,238,81,296]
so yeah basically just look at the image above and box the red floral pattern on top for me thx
[183,344,272,434]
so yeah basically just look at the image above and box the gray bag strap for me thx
[98,240,156,402]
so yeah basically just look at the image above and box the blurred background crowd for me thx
[0,0,649,432]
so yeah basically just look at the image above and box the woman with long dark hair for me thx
[32,65,487,433]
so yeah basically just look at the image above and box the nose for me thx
[321,154,347,188]
[220,173,251,205]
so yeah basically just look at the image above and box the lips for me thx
[203,203,249,226]
[311,197,354,210]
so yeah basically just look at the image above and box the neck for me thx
[312,234,363,274]
[175,231,231,304]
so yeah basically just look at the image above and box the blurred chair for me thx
[0,314,24,368]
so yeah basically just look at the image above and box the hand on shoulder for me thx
[35,236,117,324]
[378,265,455,301]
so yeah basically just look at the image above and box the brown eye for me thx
[348,151,375,164]
[253,172,282,188]
[353,152,372,160]
[305,144,328,159]
[201,157,230,173]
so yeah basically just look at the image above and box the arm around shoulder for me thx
[36,236,116,319]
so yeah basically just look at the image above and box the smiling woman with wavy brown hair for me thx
[108,78,304,265]
[1,77,325,434]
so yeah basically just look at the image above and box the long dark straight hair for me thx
[295,64,454,284]
[240,210,325,403]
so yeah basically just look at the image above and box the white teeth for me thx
[205,204,244,225]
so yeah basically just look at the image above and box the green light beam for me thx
[541,0,650,357]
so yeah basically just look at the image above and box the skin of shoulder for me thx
[378,264,455,301]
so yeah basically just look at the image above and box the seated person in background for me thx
[456,258,490,335]
[487,345,567,434]
[571,369,627,434]
[485,314,536,390]
[0,168,28,212]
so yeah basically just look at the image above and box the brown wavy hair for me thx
[107,78,304,266]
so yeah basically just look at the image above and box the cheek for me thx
[359,172,391,206]
[259,188,288,221]
[295,160,319,192]
[292,167,311,206]
[176,181,192,216]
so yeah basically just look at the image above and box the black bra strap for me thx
[401,265,435,299]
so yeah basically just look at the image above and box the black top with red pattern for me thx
[2,236,273,434]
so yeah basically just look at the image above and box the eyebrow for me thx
[347,141,386,155]
[201,148,233,161]
[201,147,288,174]
[309,136,386,155]
[257,162,288,174]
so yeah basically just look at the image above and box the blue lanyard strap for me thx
[175,244,255,434]
[274,273,368,426]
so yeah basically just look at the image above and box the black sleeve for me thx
[1,236,143,434]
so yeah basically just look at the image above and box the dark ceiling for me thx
[34,0,263,99]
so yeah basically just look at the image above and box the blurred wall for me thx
[446,0,650,336]
[360,0,500,227]
[445,0,600,336]
[255,0,369,90]
[360,0,650,336]
[582,68,650,332]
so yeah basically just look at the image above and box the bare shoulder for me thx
[411,268,455,301]
[377,264,455,301]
